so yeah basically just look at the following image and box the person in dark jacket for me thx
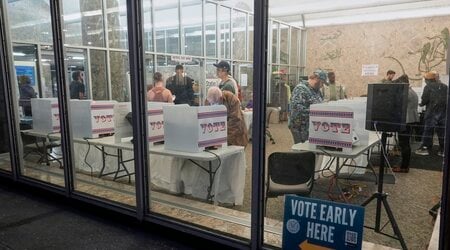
[18,75,37,116]
[69,70,85,99]
[166,64,195,105]
[415,71,448,157]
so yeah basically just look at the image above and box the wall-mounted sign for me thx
[171,55,193,63]
[283,195,364,250]
[361,64,379,76]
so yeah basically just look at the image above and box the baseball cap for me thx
[213,60,231,72]
[313,69,328,82]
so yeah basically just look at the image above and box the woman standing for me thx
[147,72,173,103]
[392,74,419,173]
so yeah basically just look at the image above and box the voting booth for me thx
[163,105,227,152]
[147,102,173,145]
[70,100,117,138]
[309,99,370,152]
[31,98,60,134]
[309,99,370,175]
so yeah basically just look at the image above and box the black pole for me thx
[439,71,450,250]
[126,0,147,221]
[362,132,407,249]
[0,0,21,180]
[251,0,268,249]
[49,0,74,195]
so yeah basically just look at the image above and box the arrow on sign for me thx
[298,240,332,250]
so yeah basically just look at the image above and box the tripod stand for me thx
[361,132,408,250]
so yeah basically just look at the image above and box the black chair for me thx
[265,108,276,144]
[265,151,315,211]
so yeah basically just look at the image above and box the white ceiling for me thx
[219,0,450,27]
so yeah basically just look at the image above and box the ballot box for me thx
[163,105,227,152]
[70,100,117,138]
[31,98,60,134]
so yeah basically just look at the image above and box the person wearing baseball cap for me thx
[165,64,195,105]
[213,60,239,97]
[415,71,448,157]
[288,69,326,143]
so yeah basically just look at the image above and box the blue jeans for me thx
[421,111,446,150]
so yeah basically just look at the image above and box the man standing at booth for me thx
[69,70,85,99]
[415,71,447,156]
[214,61,239,97]
[322,71,346,101]
[288,69,327,143]
[166,64,195,105]
[381,70,396,83]
[206,86,248,147]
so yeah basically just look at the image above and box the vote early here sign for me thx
[282,195,364,250]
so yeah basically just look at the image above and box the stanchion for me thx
[361,132,408,250]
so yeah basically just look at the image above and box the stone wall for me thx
[305,16,450,97]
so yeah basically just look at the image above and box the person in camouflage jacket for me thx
[288,70,327,143]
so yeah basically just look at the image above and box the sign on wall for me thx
[361,64,379,76]
[283,195,364,250]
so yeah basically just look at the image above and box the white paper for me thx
[361,64,379,76]
[240,74,248,86]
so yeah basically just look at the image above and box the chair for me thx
[265,151,315,211]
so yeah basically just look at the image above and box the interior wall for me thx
[305,16,450,97]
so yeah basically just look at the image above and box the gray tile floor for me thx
[0,179,230,250]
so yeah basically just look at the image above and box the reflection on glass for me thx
[272,22,278,63]
[10,44,64,185]
[90,50,108,100]
[290,28,300,66]
[249,15,254,61]
[154,0,179,54]
[182,1,202,56]
[66,48,88,99]
[143,1,153,52]
[232,10,247,60]
[205,3,216,57]
[7,0,53,44]
[280,25,289,64]
[0,66,11,172]
[106,0,128,49]
[40,45,57,98]
[219,6,231,59]
[63,0,105,47]
[110,51,130,102]
[145,53,155,87]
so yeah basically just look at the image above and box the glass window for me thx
[7,0,53,44]
[144,53,155,87]
[143,1,153,52]
[182,1,202,56]
[219,6,231,59]
[66,48,88,98]
[205,3,216,57]
[232,10,247,61]
[63,0,105,47]
[271,22,278,64]
[40,45,57,98]
[279,24,289,64]
[154,0,179,54]
[90,49,108,100]
[290,28,300,66]
[110,51,130,101]
[248,15,254,61]
[106,0,128,49]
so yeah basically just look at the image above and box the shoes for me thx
[415,146,430,156]
[437,150,444,157]
[392,166,409,173]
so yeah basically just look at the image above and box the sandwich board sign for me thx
[282,195,364,250]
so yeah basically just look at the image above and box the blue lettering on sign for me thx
[282,195,364,250]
